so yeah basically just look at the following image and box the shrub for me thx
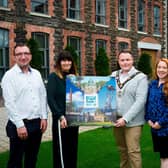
[65,45,79,73]
[137,52,152,79]
[27,38,42,72]
[94,48,110,76]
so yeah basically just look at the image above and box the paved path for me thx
[0,107,99,153]
[0,107,8,152]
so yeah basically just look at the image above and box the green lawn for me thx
[0,124,160,168]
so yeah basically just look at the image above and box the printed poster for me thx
[66,76,117,126]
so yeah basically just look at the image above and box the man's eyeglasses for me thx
[15,52,31,57]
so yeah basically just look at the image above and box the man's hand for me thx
[17,126,28,140]
[40,119,47,133]
[114,118,126,127]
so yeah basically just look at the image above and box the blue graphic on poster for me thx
[66,76,117,126]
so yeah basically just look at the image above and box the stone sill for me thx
[30,12,51,18]
[66,18,84,24]
[153,34,161,37]
[94,23,109,28]
[137,31,148,35]
[118,28,130,32]
[0,7,11,11]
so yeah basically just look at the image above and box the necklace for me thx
[116,71,141,89]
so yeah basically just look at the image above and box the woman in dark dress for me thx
[47,51,79,168]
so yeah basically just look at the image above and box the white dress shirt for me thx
[1,64,48,128]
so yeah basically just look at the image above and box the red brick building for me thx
[0,0,167,81]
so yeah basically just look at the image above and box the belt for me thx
[23,118,40,123]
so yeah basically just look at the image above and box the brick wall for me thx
[0,0,166,75]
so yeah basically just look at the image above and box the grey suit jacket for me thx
[111,67,148,127]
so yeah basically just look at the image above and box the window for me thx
[138,0,145,32]
[67,36,81,74]
[67,0,80,20]
[31,0,48,14]
[118,42,129,51]
[32,32,49,80]
[0,0,7,7]
[0,29,9,81]
[95,0,106,25]
[153,5,160,35]
[96,39,106,56]
[118,0,127,28]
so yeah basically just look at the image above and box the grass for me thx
[0,124,160,168]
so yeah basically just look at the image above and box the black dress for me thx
[47,72,79,168]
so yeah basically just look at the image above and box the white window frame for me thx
[95,0,106,25]
[96,39,106,56]
[67,0,80,20]
[153,5,160,35]
[31,0,48,14]
[118,0,127,28]
[0,0,7,7]
[118,42,129,51]
[67,36,81,74]
[32,32,49,80]
[0,28,9,81]
[138,0,145,32]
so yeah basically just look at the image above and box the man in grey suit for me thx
[111,49,148,168]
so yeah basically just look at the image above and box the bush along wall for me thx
[137,52,152,79]
[94,48,110,76]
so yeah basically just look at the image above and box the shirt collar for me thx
[120,66,136,77]
[14,64,32,73]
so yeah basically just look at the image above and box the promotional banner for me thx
[66,76,117,126]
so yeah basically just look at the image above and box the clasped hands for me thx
[148,120,161,129]
[114,118,126,127]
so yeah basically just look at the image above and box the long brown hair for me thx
[54,50,77,79]
[155,58,168,104]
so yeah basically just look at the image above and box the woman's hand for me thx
[60,117,67,129]
[148,120,161,129]
[148,120,154,127]
[152,122,161,129]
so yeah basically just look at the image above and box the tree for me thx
[137,52,152,79]
[65,45,79,72]
[26,38,42,72]
[94,48,110,76]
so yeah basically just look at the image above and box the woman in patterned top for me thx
[145,58,168,168]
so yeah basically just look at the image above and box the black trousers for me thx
[52,120,79,168]
[6,119,42,168]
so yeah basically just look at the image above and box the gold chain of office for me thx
[116,71,141,89]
